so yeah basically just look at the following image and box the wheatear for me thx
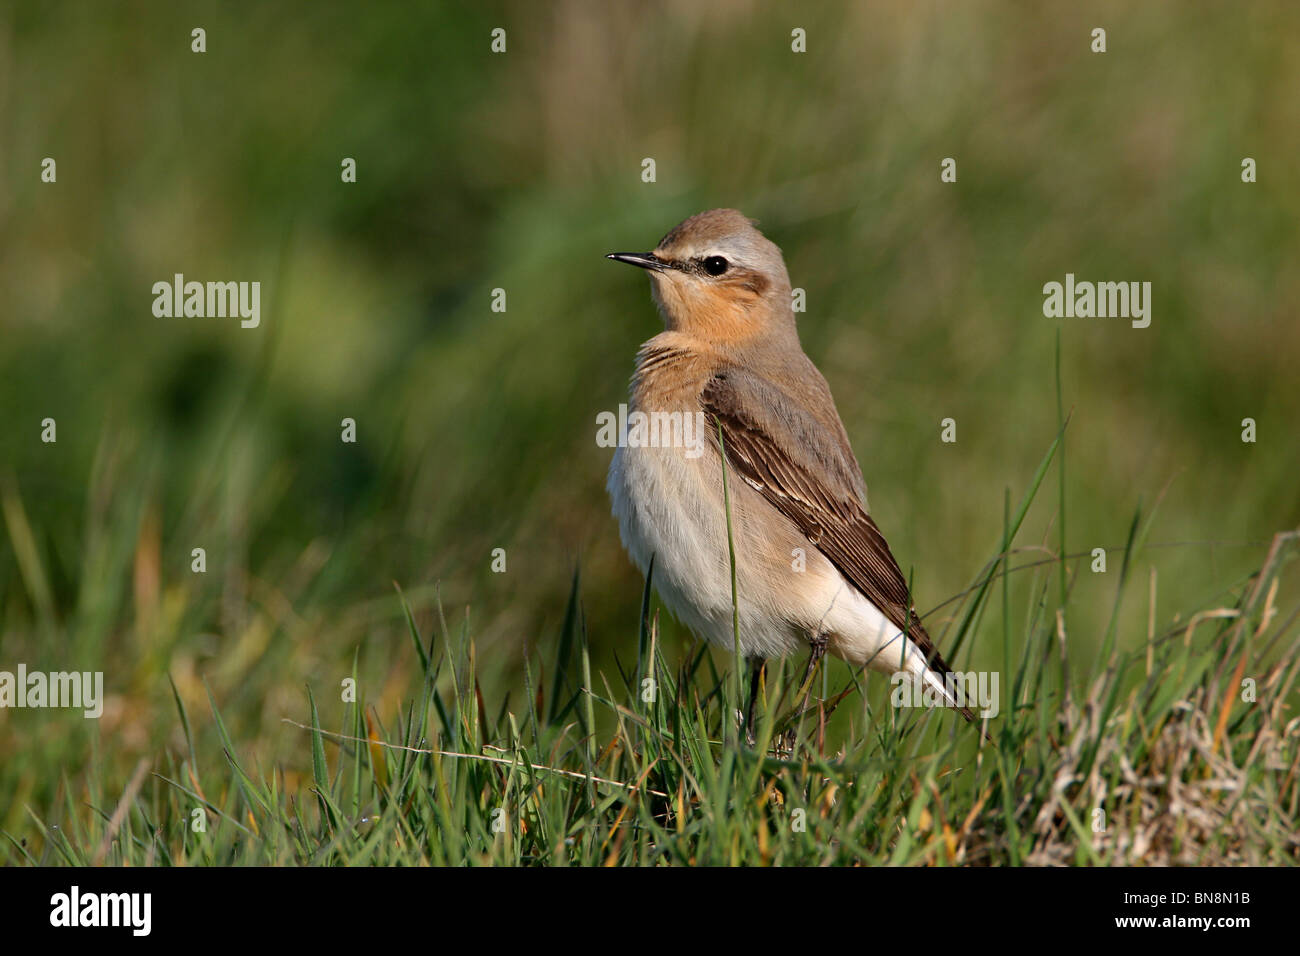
[606,209,976,734]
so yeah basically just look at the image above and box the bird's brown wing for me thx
[699,369,959,684]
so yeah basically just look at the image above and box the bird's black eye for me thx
[702,256,729,276]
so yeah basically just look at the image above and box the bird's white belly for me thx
[607,442,810,659]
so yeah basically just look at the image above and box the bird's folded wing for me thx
[699,368,948,673]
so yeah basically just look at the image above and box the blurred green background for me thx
[2,1,1298,823]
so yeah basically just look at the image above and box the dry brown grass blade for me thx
[1213,529,1298,754]
[91,758,151,866]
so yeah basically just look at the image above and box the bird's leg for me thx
[779,632,829,755]
[744,658,765,747]
[777,634,828,755]
[796,632,828,716]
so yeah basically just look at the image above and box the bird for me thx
[604,208,978,740]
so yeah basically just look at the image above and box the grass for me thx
[3,418,1297,867]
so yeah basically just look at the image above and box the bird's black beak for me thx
[606,252,669,273]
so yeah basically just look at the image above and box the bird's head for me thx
[607,209,794,344]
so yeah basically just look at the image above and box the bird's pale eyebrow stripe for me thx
[673,255,769,296]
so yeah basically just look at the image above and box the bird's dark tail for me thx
[909,622,992,742]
